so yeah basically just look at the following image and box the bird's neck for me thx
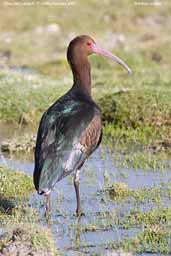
[71,58,91,97]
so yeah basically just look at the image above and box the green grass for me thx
[111,208,171,254]
[78,183,171,232]
[0,0,171,165]
[111,225,171,254]
[0,69,70,123]
[0,166,33,198]
[120,207,171,228]
[102,186,171,254]
[103,182,171,212]
[79,184,171,254]
[0,165,59,255]
[114,151,171,172]
[0,61,171,171]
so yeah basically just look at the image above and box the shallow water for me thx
[1,145,171,255]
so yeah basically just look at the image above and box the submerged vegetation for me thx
[108,224,171,254]
[76,183,171,254]
[111,208,171,254]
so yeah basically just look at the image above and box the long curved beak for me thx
[91,43,132,74]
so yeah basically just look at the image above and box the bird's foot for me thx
[75,209,85,218]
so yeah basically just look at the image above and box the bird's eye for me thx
[87,42,91,46]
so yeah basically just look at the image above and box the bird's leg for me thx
[75,217,81,247]
[74,169,84,217]
[45,193,51,220]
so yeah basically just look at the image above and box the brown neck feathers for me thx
[67,50,91,97]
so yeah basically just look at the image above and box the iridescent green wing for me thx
[34,96,100,192]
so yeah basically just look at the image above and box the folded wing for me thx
[34,96,101,193]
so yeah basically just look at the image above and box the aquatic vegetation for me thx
[0,70,69,123]
[109,225,171,254]
[80,205,171,254]
[107,182,131,199]
[100,205,171,253]
[120,207,171,228]
[103,181,171,205]
[114,151,171,172]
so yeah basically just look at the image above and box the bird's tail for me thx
[38,188,51,196]
[33,167,51,196]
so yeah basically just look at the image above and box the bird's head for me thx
[67,35,132,74]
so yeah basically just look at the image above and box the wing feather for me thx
[79,115,102,156]
[34,94,102,192]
